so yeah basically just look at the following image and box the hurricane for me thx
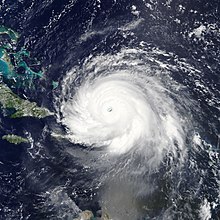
[53,49,195,219]
[58,49,189,170]
[1,0,220,219]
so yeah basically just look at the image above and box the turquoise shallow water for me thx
[0,59,10,77]
[0,26,44,88]
[0,0,220,219]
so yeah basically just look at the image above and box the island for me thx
[0,25,53,145]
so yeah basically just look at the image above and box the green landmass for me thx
[0,25,52,119]
[0,26,54,145]
[2,134,28,145]
[0,83,52,118]
[0,83,53,145]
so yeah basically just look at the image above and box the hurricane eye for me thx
[107,107,113,112]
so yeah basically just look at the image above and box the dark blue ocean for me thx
[0,0,220,219]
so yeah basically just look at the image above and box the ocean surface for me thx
[0,0,220,219]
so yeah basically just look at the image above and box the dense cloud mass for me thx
[0,0,219,219]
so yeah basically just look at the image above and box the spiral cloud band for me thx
[59,50,187,168]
